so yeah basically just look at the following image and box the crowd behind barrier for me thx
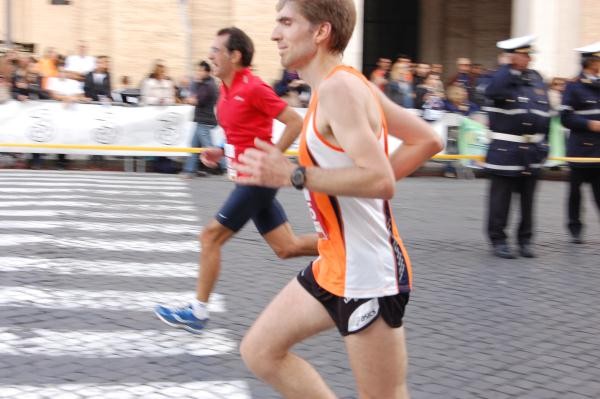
[0,42,202,169]
[0,45,593,172]
[0,99,573,167]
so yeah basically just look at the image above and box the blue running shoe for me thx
[154,304,208,334]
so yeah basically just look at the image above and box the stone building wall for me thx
[4,0,284,86]
[1,0,599,85]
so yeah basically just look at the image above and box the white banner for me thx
[0,100,195,156]
[0,101,453,157]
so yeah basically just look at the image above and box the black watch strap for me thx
[290,166,307,190]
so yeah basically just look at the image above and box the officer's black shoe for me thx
[492,243,516,259]
[519,244,536,258]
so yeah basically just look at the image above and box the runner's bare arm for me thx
[235,73,396,200]
[274,106,304,152]
[372,84,443,180]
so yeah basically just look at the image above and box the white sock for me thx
[191,300,209,320]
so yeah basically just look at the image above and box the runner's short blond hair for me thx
[276,0,356,55]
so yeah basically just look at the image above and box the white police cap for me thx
[496,34,536,54]
[575,41,600,58]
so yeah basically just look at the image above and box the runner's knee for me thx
[239,335,282,380]
[272,245,295,259]
[200,223,229,247]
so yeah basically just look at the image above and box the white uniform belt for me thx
[490,132,545,143]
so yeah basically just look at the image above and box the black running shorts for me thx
[297,263,410,336]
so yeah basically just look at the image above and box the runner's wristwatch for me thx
[290,166,306,190]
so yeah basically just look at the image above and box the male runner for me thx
[234,1,443,398]
[155,27,318,333]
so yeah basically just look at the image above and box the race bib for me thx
[224,143,237,180]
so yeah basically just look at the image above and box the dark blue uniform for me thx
[483,64,551,246]
[560,73,600,238]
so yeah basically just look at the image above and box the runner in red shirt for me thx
[155,27,318,333]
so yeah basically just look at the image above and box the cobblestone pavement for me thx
[1,170,599,399]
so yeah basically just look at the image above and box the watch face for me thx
[292,167,305,189]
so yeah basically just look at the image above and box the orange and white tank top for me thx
[298,65,412,299]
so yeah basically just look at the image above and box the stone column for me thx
[511,0,581,79]
[419,0,444,66]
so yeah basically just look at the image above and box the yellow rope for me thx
[2,143,600,163]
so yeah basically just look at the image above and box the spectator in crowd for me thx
[83,55,111,102]
[448,57,472,88]
[560,42,600,244]
[118,75,132,90]
[7,58,48,169]
[0,68,10,104]
[181,60,221,178]
[415,73,445,121]
[141,60,175,105]
[369,57,391,90]
[444,84,479,116]
[431,63,444,75]
[443,84,480,178]
[47,62,88,170]
[548,77,567,112]
[47,62,87,103]
[12,63,49,101]
[384,59,414,108]
[395,54,414,83]
[10,53,31,85]
[37,47,59,90]
[273,69,311,107]
[175,76,193,103]
[140,61,177,173]
[65,41,96,81]
[83,55,112,166]
[471,63,484,80]
[112,75,141,104]
[412,62,431,89]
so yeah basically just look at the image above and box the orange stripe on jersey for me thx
[299,112,347,296]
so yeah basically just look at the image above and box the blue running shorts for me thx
[215,184,288,234]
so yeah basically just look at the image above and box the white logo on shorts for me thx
[347,299,379,333]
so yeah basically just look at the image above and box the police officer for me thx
[483,35,551,259]
[560,42,600,244]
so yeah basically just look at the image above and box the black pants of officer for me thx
[568,167,600,237]
[487,174,537,246]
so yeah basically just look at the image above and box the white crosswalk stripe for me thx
[0,177,187,185]
[0,382,251,399]
[0,209,197,220]
[0,171,251,398]
[0,187,191,196]
[3,194,190,204]
[0,286,225,313]
[0,201,196,211]
[0,221,201,234]
[0,257,198,277]
[0,234,198,251]
[0,170,181,180]
[0,328,235,357]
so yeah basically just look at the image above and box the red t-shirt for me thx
[217,68,287,165]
